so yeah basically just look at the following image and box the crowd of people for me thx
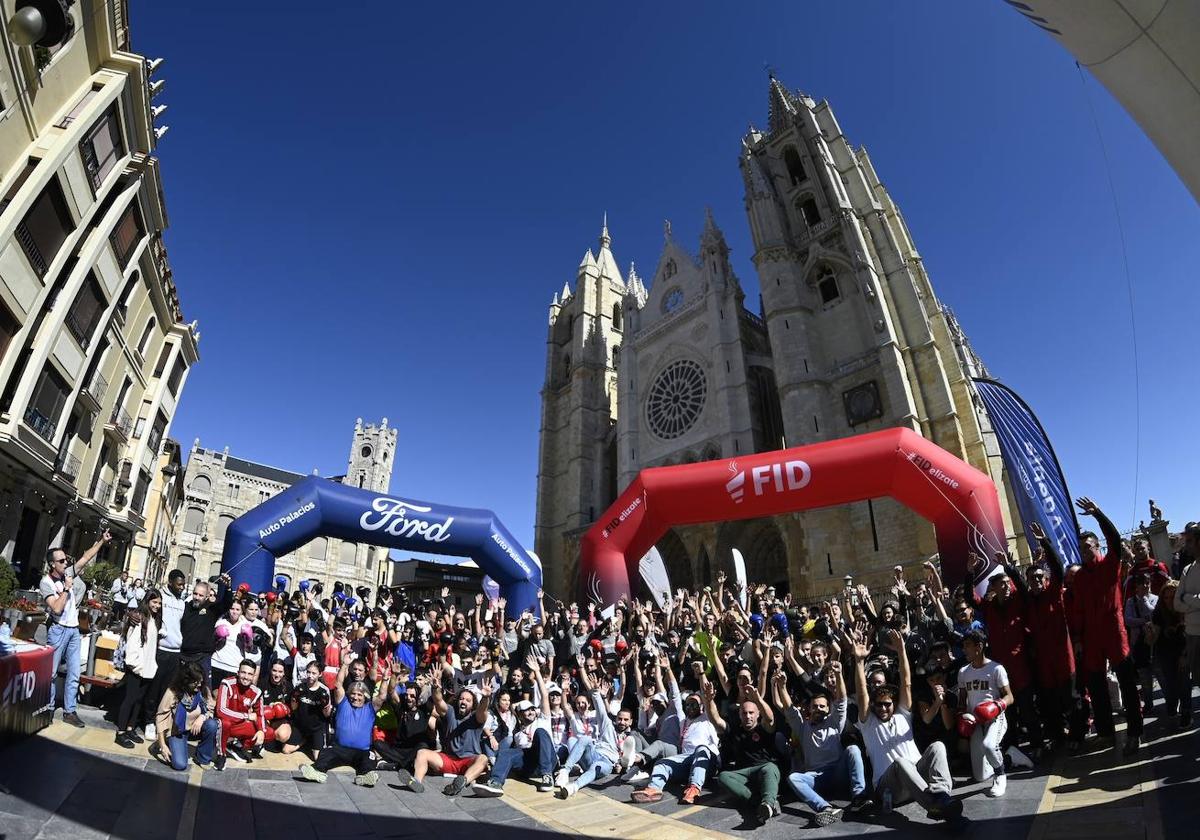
[37,497,1200,827]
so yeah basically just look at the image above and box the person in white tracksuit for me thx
[955,629,1016,798]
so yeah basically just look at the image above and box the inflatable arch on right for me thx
[579,427,1006,604]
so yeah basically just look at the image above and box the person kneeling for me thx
[152,663,221,771]
[299,656,397,787]
[956,629,1014,797]
[216,659,267,763]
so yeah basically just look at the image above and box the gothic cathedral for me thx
[535,79,1024,601]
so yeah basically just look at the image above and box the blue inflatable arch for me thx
[219,476,542,614]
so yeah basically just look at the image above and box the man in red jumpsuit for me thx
[964,554,1041,759]
[1025,523,1082,750]
[1121,537,1170,601]
[217,659,268,762]
[1071,497,1143,756]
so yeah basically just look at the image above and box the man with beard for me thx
[179,574,233,696]
[781,660,869,826]
[299,656,397,787]
[145,569,188,739]
[854,629,960,821]
[373,673,437,772]
[631,677,721,805]
[1072,497,1143,755]
[399,681,490,796]
[714,680,784,825]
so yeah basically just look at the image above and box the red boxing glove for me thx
[589,639,603,653]
[615,640,628,653]
[265,592,277,603]
[973,699,1005,723]
[957,713,978,739]
[237,582,251,594]
[264,702,289,720]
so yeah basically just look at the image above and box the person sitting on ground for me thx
[631,674,721,805]
[216,658,267,762]
[956,629,1015,797]
[472,663,556,797]
[779,658,868,827]
[151,663,221,771]
[298,655,396,787]
[853,628,961,821]
[397,677,490,796]
[714,677,783,825]
[622,654,682,782]
[286,661,332,756]
[556,656,621,798]
[373,673,437,771]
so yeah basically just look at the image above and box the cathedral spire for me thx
[561,279,572,300]
[579,249,596,271]
[599,212,611,249]
[767,74,800,134]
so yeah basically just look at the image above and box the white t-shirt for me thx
[40,574,83,628]
[857,707,922,787]
[788,697,848,771]
[110,578,129,605]
[957,659,1009,711]
[211,617,249,671]
[513,713,551,749]
[679,714,720,756]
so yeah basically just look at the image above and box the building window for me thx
[217,513,235,539]
[612,344,621,368]
[663,260,676,280]
[16,176,74,276]
[612,303,622,331]
[80,107,124,191]
[152,345,170,378]
[167,358,186,396]
[227,482,239,502]
[135,317,156,357]
[65,274,106,348]
[182,506,205,534]
[797,197,821,229]
[189,474,211,494]
[56,88,99,128]
[110,202,143,266]
[646,359,707,440]
[147,414,166,454]
[0,299,20,369]
[309,537,327,560]
[784,147,807,185]
[816,266,840,304]
[26,364,69,442]
[131,469,150,515]
[340,541,357,567]
[178,553,195,578]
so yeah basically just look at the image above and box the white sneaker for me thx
[1005,745,1034,769]
[988,774,1007,798]
[554,767,571,789]
[619,738,636,773]
[625,770,649,784]
[144,723,156,740]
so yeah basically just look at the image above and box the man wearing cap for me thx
[473,656,557,796]
[631,673,722,805]
[1174,521,1200,727]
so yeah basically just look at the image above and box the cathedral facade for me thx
[535,80,1024,602]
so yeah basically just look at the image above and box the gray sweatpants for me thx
[876,741,953,810]
[636,739,678,765]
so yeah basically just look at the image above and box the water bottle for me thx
[881,788,893,815]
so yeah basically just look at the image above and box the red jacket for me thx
[216,677,264,728]
[1025,577,1074,685]
[1122,557,1170,600]
[1071,513,1130,673]
[978,589,1032,692]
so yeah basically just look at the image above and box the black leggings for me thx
[314,744,375,775]
[117,673,151,731]
[1086,655,1143,738]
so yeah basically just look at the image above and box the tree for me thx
[0,560,18,605]
[82,560,119,593]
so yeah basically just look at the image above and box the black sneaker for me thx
[443,775,468,797]
[213,754,227,772]
[536,774,555,792]
[815,807,843,827]
[472,778,505,797]
[1122,735,1141,757]
[227,743,251,763]
[756,801,775,824]
[927,794,963,821]
[848,793,872,814]
[127,729,145,744]
[250,744,264,760]
[61,712,85,728]
[396,769,425,793]
[114,732,135,750]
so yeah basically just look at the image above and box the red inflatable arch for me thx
[580,427,1006,604]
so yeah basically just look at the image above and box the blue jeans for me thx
[490,728,555,784]
[787,745,866,811]
[649,745,720,790]
[47,624,81,713]
[167,718,220,770]
[562,736,615,787]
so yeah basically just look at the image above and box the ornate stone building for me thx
[176,418,396,593]
[535,79,1025,601]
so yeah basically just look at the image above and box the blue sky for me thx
[137,1,1200,555]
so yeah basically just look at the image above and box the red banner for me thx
[0,644,54,741]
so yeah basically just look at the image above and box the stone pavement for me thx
[0,702,1193,840]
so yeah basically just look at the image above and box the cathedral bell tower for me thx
[535,218,627,598]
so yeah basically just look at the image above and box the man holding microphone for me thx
[39,529,112,726]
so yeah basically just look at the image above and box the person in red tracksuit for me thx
[963,554,1041,758]
[217,658,268,762]
[1071,497,1143,756]
[1122,537,1170,601]
[1025,522,1083,749]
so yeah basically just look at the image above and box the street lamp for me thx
[5,0,74,49]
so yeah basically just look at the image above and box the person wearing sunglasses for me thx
[40,530,112,727]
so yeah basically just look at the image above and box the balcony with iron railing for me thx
[79,368,108,412]
[23,406,56,443]
[56,448,81,483]
[105,404,132,441]
[92,478,113,507]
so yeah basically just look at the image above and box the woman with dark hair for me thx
[152,662,222,771]
[262,660,294,749]
[115,603,159,748]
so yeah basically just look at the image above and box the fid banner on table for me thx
[973,378,1082,567]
